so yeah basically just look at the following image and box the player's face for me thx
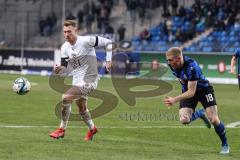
[166,55,182,69]
[63,25,77,43]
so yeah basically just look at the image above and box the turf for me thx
[0,74,239,160]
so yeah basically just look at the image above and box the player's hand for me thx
[163,96,176,107]
[105,61,112,73]
[54,65,64,74]
[229,69,236,75]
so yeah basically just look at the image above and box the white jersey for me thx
[61,35,112,87]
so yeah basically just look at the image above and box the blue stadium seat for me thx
[203,46,213,52]
[199,41,204,48]
[230,31,235,36]
[157,45,168,52]
[152,36,160,42]
[173,41,181,46]
[189,46,197,52]
[133,44,142,51]
[132,36,141,41]
[183,48,188,51]
[229,36,236,42]
[234,26,240,32]
[234,42,240,47]
[221,31,227,36]
[161,36,168,42]
[172,26,178,34]
[173,16,180,22]
[225,47,235,52]
[158,41,167,46]
[220,36,227,43]
[207,36,214,42]
[212,31,219,37]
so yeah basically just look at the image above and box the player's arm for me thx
[88,36,113,71]
[164,81,197,106]
[98,36,112,72]
[230,48,240,74]
[230,55,237,74]
[54,45,69,74]
[164,64,199,106]
[54,58,68,74]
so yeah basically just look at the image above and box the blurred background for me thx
[0,0,239,84]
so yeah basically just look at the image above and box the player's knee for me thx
[208,115,220,125]
[179,116,190,124]
[62,94,73,104]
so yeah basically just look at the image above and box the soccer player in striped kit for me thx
[164,47,229,154]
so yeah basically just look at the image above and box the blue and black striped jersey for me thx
[169,56,210,93]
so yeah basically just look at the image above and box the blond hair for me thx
[166,47,182,57]
[63,20,77,27]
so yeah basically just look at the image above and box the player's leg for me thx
[76,97,95,130]
[200,86,229,154]
[50,86,83,139]
[76,97,98,141]
[60,86,83,128]
[179,97,210,126]
[205,105,229,154]
[179,107,194,124]
[191,108,211,128]
[75,81,98,141]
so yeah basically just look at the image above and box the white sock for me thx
[80,109,94,130]
[59,104,71,130]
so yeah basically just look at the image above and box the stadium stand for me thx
[0,0,190,48]
[132,0,240,52]
[0,0,81,48]
[0,0,239,52]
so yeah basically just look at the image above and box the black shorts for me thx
[180,86,217,110]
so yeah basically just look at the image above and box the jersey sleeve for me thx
[85,36,112,61]
[187,64,201,81]
[234,48,240,58]
[60,43,69,67]
[86,36,98,47]
[60,43,68,58]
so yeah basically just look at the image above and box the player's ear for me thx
[76,28,80,34]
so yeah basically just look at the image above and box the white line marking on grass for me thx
[0,125,239,129]
[226,121,240,128]
[0,80,38,86]
[31,82,38,86]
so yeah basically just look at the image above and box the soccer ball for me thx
[13,77,31,95]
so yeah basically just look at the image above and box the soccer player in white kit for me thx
[50,20,112,141]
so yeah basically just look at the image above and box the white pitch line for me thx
[226,121,240,128]
[31,82,38,86]
[0,125,239,129]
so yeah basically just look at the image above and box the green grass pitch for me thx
[0,74,239,160]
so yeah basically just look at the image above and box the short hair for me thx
[166,47,182,57]
[63,20,77,27]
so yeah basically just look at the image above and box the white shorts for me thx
[73,81,98,99]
